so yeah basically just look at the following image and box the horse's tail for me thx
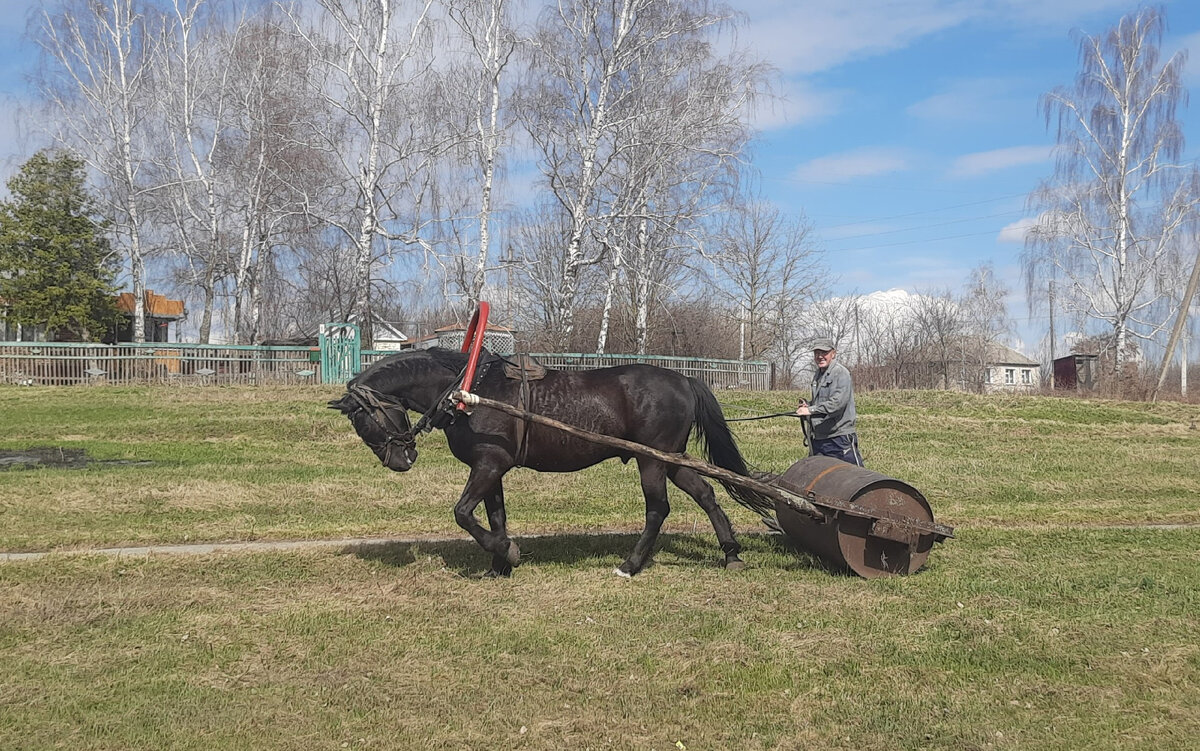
[689,378,778,519]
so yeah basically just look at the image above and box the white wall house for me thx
[981,343,1040,393]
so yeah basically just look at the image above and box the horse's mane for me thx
[351,347,471,390]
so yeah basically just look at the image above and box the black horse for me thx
[329,348,775,577]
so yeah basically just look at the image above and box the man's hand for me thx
[796,399,811,417]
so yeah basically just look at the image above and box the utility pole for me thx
[1153,240,1200,401]
[1048,280,1056,389]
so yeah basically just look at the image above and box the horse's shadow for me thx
[343,531,833,577]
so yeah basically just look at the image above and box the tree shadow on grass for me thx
[344,530,834,577]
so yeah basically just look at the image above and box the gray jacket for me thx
[809,360,857,439]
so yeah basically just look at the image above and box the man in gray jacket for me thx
[795,337,864,466]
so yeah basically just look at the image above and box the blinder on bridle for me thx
[333,383,420,470]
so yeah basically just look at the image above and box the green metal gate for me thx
[319,323,361,384]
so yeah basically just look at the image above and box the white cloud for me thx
[949,145,1053,178]
[749,79,843,131]
[998,217,1038,244]
[906,77,1032,124]
[737,0,1135,78]
[739,1,972,76]
[792,147,911,184]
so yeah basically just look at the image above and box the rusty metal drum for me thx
[773,456,943,578]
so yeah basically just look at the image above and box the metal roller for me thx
[773,456,946,578]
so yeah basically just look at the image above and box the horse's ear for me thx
[328,394,351,413]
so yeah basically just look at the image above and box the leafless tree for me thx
[147,0,236,343]
[220,11,331,343]
[517,0,752,348]
[706,198,825,375]
[1153,223,1200,398]
[282,0,450,346]
[908,290,961,389]
[440,0,520,315]
[958,262,1012,390]
[591,10,765,354]
[1023,7,1200,390]
[35,0,167,342]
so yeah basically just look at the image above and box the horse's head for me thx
[329,349,474,471]
[328,386,419,472]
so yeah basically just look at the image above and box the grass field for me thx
[2,385,1199,749]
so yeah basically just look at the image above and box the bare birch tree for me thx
[591,7,765,354]
[706,199,824,369]
[518,0,749,348]
[1023,7,1200,388]
[149,0,236,343]
[35,0,165,342]
[908,290,962,389]
[956,262,1012,390]
[283,0,447,346]
[442,0,519,315]
[220,11,329,343]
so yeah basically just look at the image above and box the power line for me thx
[828,228,1014,253]
[816,192,1030,231]
[822,209,1029,243]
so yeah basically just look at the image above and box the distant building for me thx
[110,290,186,343]
[918,337,1041,393]
[1053,353,1100,391]
[369,319,410,351]
[1,310,44,342]
[980,343,1040,393]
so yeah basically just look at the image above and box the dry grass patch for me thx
[3,528,1198,749]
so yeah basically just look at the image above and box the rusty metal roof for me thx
[116,291,186,318]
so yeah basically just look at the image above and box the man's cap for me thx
[811,337,836,352]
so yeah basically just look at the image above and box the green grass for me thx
[2,386,1198,551]
[1,385,1199,749]
[2,529,1197,750]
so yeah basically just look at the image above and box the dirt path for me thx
[4,523,1199,563]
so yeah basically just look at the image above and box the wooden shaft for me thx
[453,390,824,520]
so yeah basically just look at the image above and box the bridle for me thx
[341,363,477,468]
[344,383,420,468]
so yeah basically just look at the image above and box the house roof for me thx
[920,336,1039,367]
[985,342,1039,366]
[372,320,408,341]
[116,290,186,319]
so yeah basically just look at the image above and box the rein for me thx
[724,411,802,422]
[720,406,811,452]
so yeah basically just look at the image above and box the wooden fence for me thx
[0,342,322,386]
[0,342,773,390]
[528,353,773,390]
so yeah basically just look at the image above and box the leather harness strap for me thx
[514,365,531,468]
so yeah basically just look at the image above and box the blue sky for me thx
[3,1,1200,354]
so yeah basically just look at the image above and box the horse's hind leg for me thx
[617,457,671,577]
[454,466,520,572]
[483,484,514,577]
[669,466,745,571]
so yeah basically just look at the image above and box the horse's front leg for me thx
[454,466,520,572]
[483,483,514,577]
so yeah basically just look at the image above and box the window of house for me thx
[1021,369,1032,384]
[984,368,992,383]
[1005,368,1015,384]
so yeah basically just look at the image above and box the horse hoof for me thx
[725,558,747,572]
[504,540,521,568]
[613,567,632,578]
